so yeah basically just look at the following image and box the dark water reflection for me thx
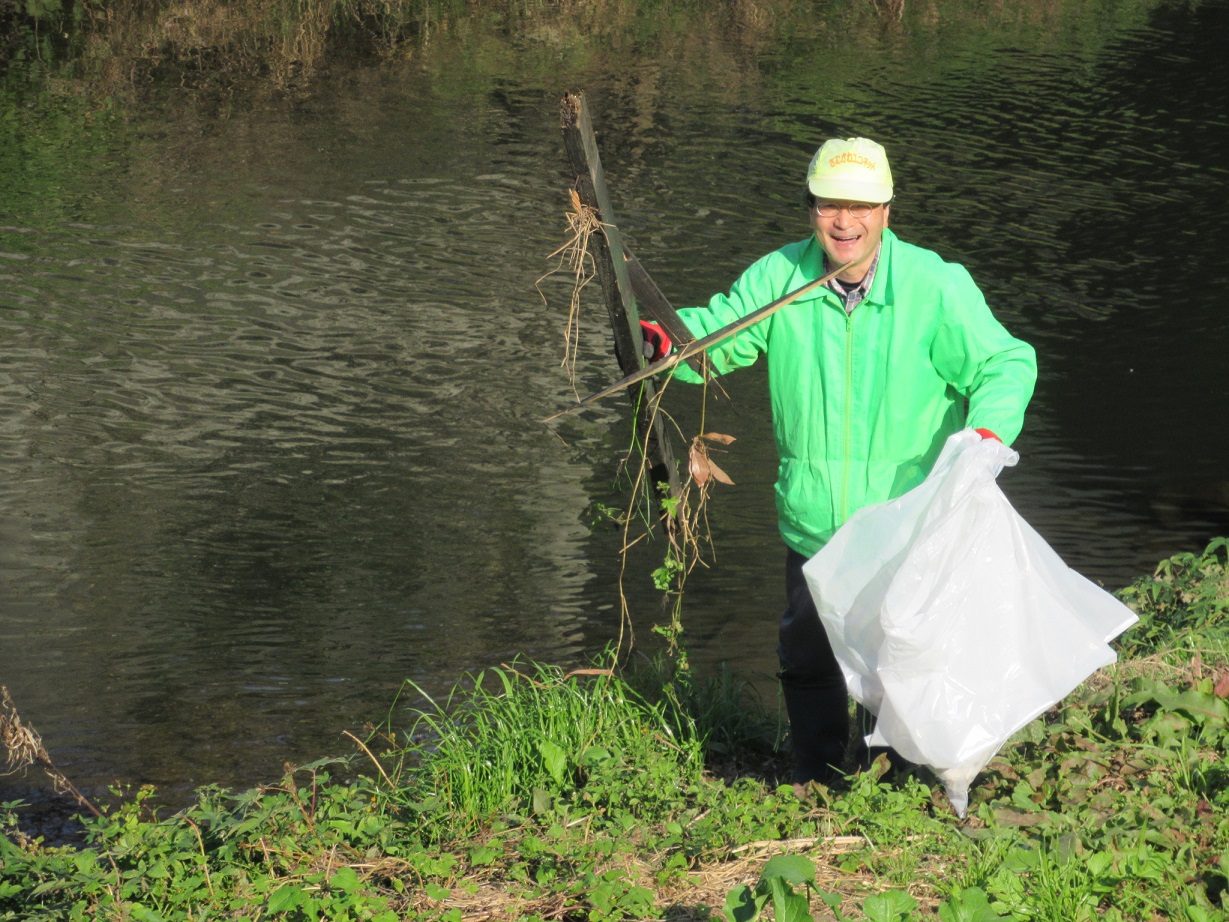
[2,0,1227,806]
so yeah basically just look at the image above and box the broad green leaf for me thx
[938,887,1010,922]
[581,746,613,767]
[624,885,656,915]
[469,845,499,866]
[863,890,918,922]
[267,884,305,913]
[1086,852,1114,877]
[532,787,552,814]
[760,854,816,886]
[537,739,568,785]
[330,866,361,893]
[722,883,764,922]
[763,876,813,922]
[127,905,166,922]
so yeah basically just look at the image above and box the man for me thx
[640,137,1037,788]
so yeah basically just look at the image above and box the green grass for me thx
[3,538,1229,920]
[377,660,711,842]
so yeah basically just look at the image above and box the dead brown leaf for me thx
[689,433,736,487]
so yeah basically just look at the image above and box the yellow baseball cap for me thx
[806,137,893,203]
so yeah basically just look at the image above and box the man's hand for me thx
[640,320,673,362]
[974,428,1001,442]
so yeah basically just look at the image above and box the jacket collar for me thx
[865,228,895,307]
[794,228,897,307]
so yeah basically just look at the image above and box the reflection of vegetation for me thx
[0,0,87,69]
[3,0,1164,99]
[6,0,732,88]
[0,0,1166,229]
[0,82,124,228]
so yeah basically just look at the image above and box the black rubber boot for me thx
[781,677,850,786]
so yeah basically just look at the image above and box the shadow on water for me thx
[2,0,1227,811]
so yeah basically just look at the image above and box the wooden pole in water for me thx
[559,93,682,513]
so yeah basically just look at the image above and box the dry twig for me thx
[1,685,102,817]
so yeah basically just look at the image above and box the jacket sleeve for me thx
[929,264,1037,445]
[669,250,795,384]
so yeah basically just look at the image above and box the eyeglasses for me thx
[810,201,882,218]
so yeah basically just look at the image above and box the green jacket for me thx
[674,228,1037,557]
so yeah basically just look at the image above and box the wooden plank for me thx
[560,93,681,509]
[622,248,710,379]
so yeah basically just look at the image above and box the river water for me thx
[2,0,1227,809]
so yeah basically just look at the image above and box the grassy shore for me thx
[3,537,1228,921]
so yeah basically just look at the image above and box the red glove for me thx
[640,320,673,362]
[974,428,1001,442]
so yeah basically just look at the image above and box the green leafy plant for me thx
[938,887,1011,921]
[1117,537,1229,655]
[724,854,820,922]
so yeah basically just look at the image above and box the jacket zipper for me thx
[840,310,855,522]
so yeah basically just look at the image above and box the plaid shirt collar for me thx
[825,244,882,314]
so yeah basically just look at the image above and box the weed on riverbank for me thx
[3,538,1228,920]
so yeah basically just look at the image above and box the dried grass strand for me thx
[536,187,603,395]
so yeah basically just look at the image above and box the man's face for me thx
[810,200,890,282]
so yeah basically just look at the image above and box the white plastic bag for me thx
[803,430,1137,816]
